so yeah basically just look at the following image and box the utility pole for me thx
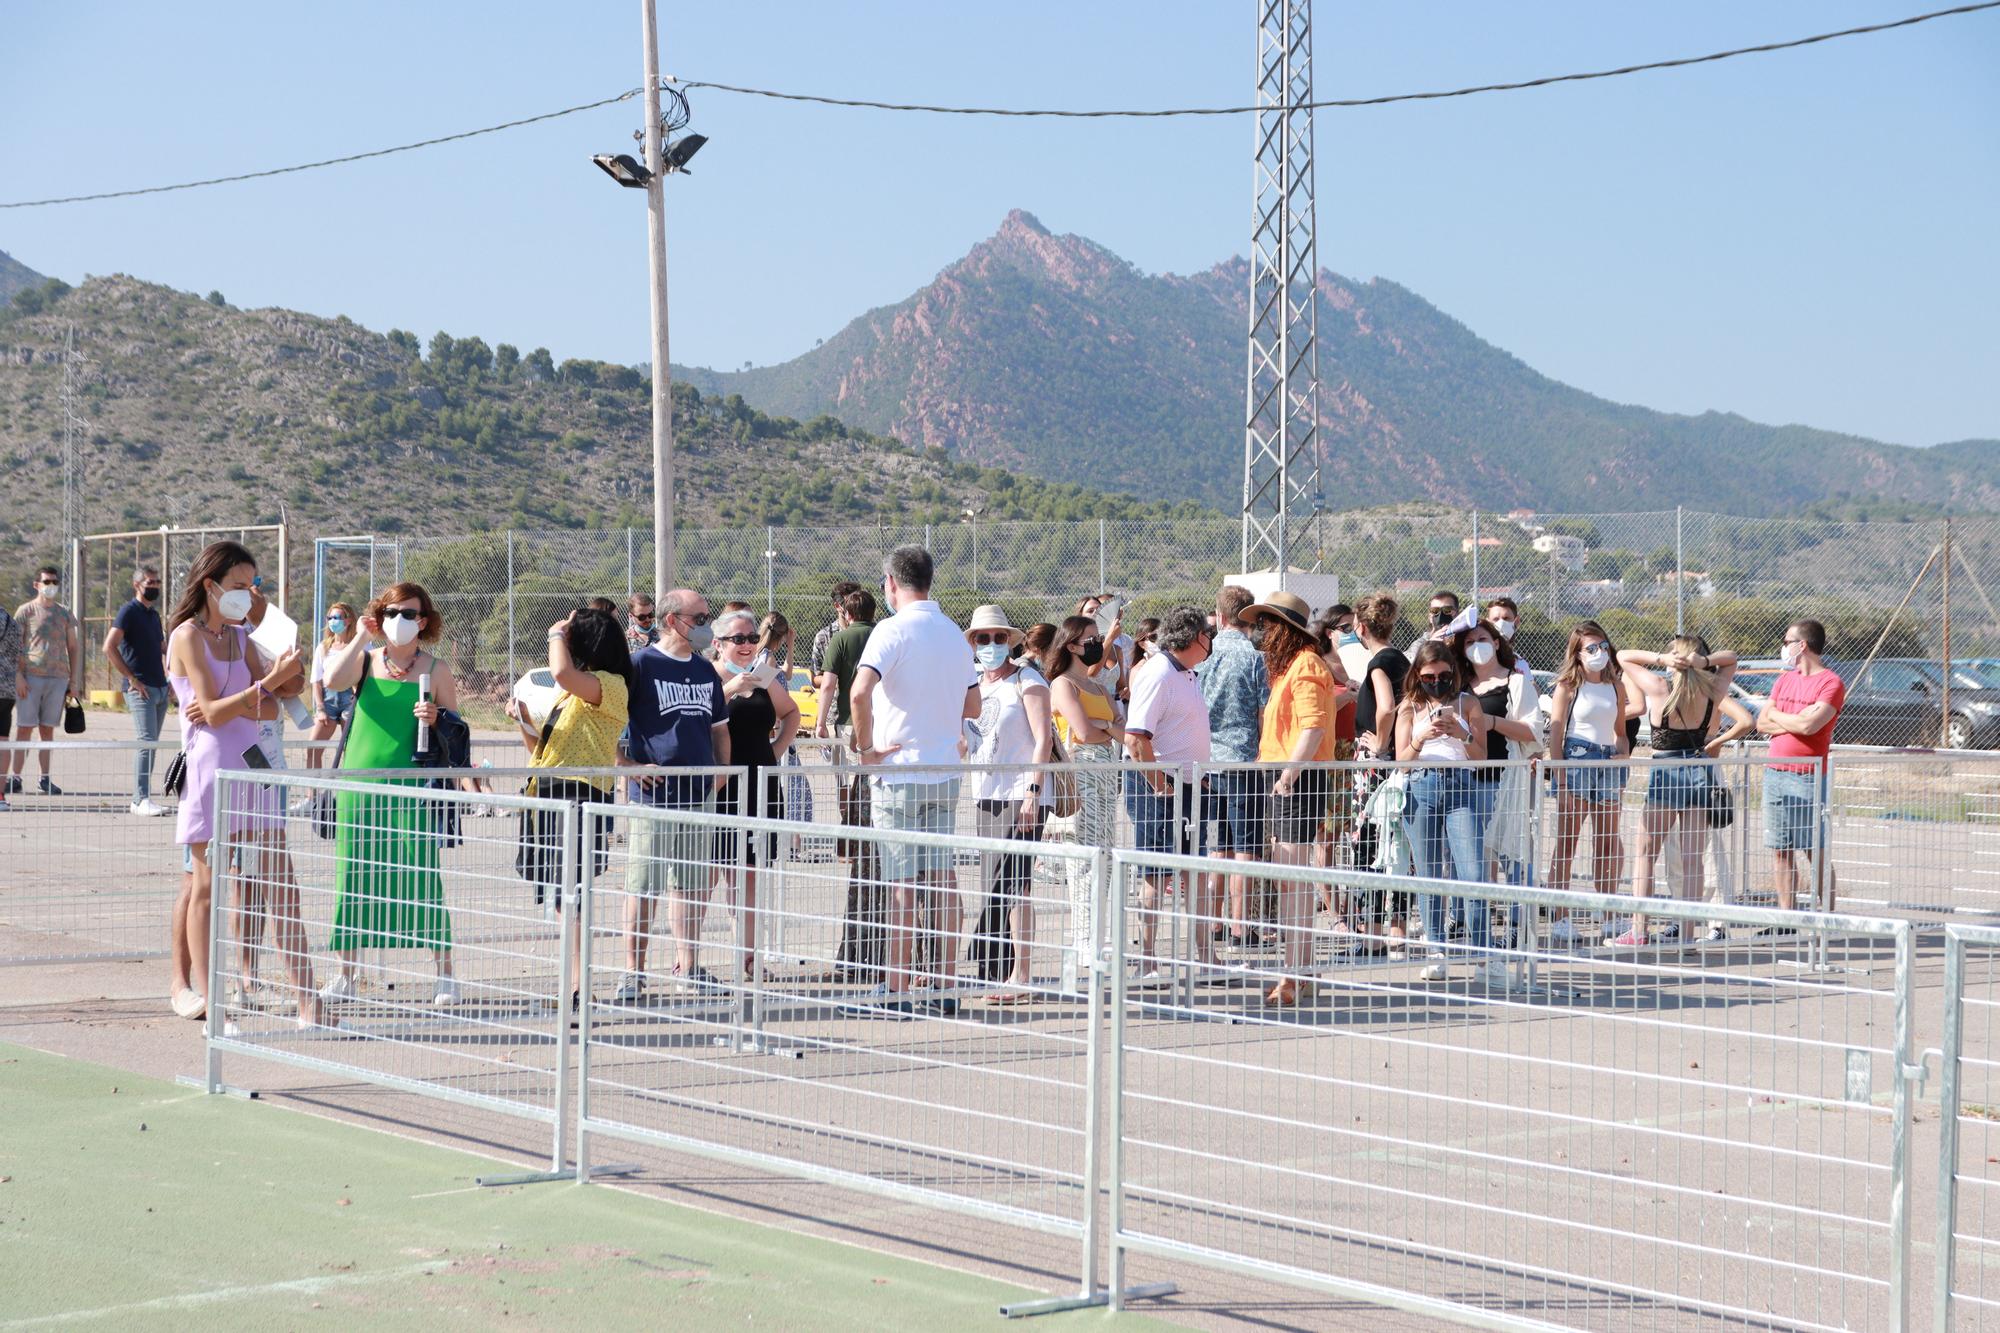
[1942,516,1953,746]
[1240,0,1321,586]
[641,0,675,594]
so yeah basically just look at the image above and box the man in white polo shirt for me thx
[851,545,979,998]
[1121,605,1214,972]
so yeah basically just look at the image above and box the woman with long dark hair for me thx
[507,605,632,995]
[318,582,461,1005]
[1395,639,1498,986]
[1545,620,1631,943]
[163,541,314,1022]
[1046,614,1120,982]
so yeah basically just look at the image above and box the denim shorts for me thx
[870,777,961,880]
[1205,767,1269,855]
[322,688,356,724]
[1762,765,1826,852]
[1560,737,1627,807]
[1124,772,1205,859]
[1645,749,1713,811]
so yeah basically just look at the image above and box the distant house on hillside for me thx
[1655,569,1716,598]
[1460,535,1505,554]
[1532,533,1588,571]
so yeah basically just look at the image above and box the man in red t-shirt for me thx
[1756,618,1845,918]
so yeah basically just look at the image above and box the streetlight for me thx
[590,3,708,598]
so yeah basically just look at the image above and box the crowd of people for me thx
[9,537,1852,1019]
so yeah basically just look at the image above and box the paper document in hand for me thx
[249,603,300,659]
[1093,595,1124,639]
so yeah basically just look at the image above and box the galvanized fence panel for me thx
[1108,851,1917,1331]
[1826,751,2000,924]
[205,768,589,1167]
[1937,923,2000,1330]
[575,799,1115,1304]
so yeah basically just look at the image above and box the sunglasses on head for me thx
[380,607,423,622]
[717,633,759,646]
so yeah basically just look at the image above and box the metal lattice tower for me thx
[1241,0,1322,580]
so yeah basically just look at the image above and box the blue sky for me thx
[3,2,1995,447]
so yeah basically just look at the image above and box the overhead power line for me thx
[0,89,642,210]
[678,2,2000,116]
[2,2,1992,211]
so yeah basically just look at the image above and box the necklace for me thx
[380,649,419,680]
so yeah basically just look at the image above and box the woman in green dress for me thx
[316,582,461,1006]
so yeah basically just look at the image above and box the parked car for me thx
[787,667,821,734]
[1863,657,2000,750]
[1815,659,1945,748]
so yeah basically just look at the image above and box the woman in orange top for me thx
[1247,591,1336,1007]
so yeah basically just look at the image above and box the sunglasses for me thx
[675,611,712,627]
[971,632,1011,646]
[633,615,655,626]
[380,607,423,622]
[716,633,759,646]
[1418,671,1454,683]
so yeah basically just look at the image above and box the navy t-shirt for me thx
[624,646,726,807]
[113,598,168,688]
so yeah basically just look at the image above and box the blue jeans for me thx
[125,682,171,800]
[1405,767,1489,951]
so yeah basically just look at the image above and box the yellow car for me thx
[787,668,821,733]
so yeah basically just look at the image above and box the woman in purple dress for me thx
[164,542,321,1023]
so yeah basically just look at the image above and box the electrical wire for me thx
[677,2,1999,117]
[2,2,1992,210]
[0,89,643,209]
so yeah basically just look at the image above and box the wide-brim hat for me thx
[964,604,1025,647]
[1243,590,1313,635]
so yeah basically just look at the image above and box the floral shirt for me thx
[1194,627,1269,764]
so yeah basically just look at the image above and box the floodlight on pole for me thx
[591,153,654,188]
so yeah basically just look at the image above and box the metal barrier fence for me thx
[1938,923,2000,1330]
[1827,751,2000,924]
[573,799,1119,1313]
[201,765,745,1175]
[1107,850,1918,1331]
[0,737,521,967]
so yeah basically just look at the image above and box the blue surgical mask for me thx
[327,617,347,635]
[1337,631,1360,647]
[974,643,1012,672]
[721,659,752,675]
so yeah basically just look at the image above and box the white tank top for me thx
[1570,679,1621,745]
[1416,696,1474,762]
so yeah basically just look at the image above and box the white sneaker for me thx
[320,972,356,1003]
[613,971,645,1003]
[130,799,166,817]
[433,976,460,1007]
[1420,951,1449,982]
[1480,960,1515,993]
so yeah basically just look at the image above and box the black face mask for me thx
[1078,640,1104,667]
[1247,621,1269,650]
[1430,608,1454,628]
[1423,673,1456,699]
[141,586,161,603]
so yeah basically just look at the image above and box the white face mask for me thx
[1581,645,1611,672]
[383,612,421,646]
[214,586,254,623]
[36,583,58,602]
[1466,641,1497,668]
[1781,641,1805,669]
[1491,617,1516,640]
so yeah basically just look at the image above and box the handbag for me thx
[62,695,85,735]
[1046,733,1082,820]
[1705,774,1736,830]
[161,748,188,798]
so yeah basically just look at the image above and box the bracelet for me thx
[1025,782,1041,793]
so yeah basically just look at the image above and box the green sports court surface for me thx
[0,1043,1158,1329]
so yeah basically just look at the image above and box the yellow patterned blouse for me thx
[530,671,630,794]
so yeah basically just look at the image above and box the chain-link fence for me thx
[301,510,2000,742]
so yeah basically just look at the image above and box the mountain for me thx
[676,209,2000,515]
[0,250,48,307]
[0,270,1206,594]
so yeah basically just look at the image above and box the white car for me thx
[511,667,562,729]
